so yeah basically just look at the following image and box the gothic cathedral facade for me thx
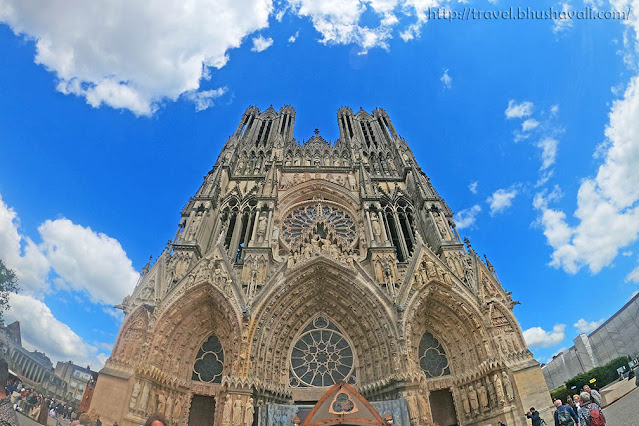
[90,106,551,426]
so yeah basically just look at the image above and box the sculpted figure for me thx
[370,212,382,243]
[256,216,267,242]
[165,393,173,421]
[460,388,471,418]
[173,396,183,424]
[232,398,244,424]
[129,381,140,411]
[244,397,254,426]
[493,373,505,405]
[405,392,419,423]
[417,389,430,422]
[139,382,150,413]
[222,395,233,426]
[502,372,514,401]
[479,382,489,410]
[468,385,479,416]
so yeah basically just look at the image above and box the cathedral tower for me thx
[90,106,552,426]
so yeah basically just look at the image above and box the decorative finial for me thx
[314,128,319,136]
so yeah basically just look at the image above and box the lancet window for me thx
[380,198,416,262]
[221,198,258,264]
[192,333,224,383]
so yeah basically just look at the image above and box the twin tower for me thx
[89,106,552,426]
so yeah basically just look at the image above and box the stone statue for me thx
[493,373,505,406]
[405,392,419,423]
[460,388,471,418]
[417,389,430,423]
[244,397,254,426]
[370,212,382,243]
[222,395,233,426]
[165,393,173,420]
[232,398,244,424]
[129,381,140,411]
[139,382,150,413]
[502,372,514,401]
[173,396,183,424]
[468,385,479,416]
[479,382,488,410]
[256,216,267,243]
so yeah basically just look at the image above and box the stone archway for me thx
[249,257,400,400]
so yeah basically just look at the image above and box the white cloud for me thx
[454,205,481,229]
[534,75,639,274]
[505,99,534,119]
[574,318,605,334]
[288,31,300,43]
[522,119,540,132]
[622,251,633,256]
[287,0,399,51]
[0,0,272,115]
[5,294,108,369]
[103,307,125,323]
[469,181,478,194]
[440,69,452,89]
[487,188,518,216]
[252,35,274,52]
[523,324,566,348]
[550,104,559,115]
[39,218,139,305]
[553,3,575,34]
[0,194,50,294]
[627,265,639,283]
[537,137,559,171]
[183,87,228,112]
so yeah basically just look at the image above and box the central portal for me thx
[188,395,215,426]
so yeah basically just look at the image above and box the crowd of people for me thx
[524,384,606,426]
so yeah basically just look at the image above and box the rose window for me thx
[281,203,356,247]
[289,317,356,387]
[418,332,450,378]
[192,333,224,383]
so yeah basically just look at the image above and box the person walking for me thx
[526,407,543,426]
[553,399,578,426]
[577,392,605,426]
[582,385,601,407]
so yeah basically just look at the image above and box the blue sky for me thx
[0,0,638,370]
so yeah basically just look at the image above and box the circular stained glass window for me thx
[418,332,450,378]
[192,333,224,383]
[281,203,356,247]
[289,317,356,387]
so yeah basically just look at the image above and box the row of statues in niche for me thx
[279,172,356,191]
[459,372,515,419]
[287,233,356,269]
[283,155,350,168]
[129,380,185,424]
[362,153,398,175]
[221,395,254,426]
[236,157,266,175]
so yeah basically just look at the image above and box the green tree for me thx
[0,259,19,321]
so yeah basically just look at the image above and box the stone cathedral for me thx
[90,106,551,426]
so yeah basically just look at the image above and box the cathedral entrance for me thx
[429,389,458,426]
[187,395,215,426]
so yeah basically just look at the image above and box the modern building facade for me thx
[542,292,639,390]
[90,106,551,426]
